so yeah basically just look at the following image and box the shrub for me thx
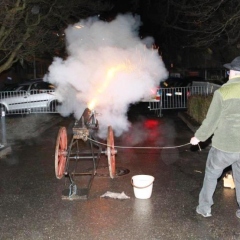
[187,95,213,124]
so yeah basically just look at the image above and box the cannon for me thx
[55,108,117,200]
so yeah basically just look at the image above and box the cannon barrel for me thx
[72,108,98,141]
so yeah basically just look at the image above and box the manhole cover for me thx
[95,166,130,177]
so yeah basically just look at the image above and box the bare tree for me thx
[167,0,240,49]
[0,0,113,74]
[136,0,240,49]
[131,0,240,67]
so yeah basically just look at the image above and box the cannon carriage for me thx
[55,108,117,199]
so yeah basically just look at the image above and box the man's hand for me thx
[190,137,200,145]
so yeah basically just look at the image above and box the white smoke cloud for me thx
[44,13,168,138]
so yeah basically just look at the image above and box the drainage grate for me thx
[95,166,130,178]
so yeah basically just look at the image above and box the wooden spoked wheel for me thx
[55,127,68,179]
[107,126,116,179]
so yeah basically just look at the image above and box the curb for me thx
[0,145,12,158]
[178,111,212,150]
[178,111,200,133]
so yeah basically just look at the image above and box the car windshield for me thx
[30,82,55,90]
[160,77,184,88]
[17,85,30,91]
[1,84,20,91]
[160,76,206,88]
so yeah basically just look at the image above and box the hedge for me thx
[187,94,213,124]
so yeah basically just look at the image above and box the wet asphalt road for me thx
[1,107,240,240]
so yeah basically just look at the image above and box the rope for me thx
[87,137,193,150]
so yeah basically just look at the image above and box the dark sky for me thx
[110,0,133,12]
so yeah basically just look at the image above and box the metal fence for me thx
[146,82,220,117]
[0,82,220,116]
[0,89,58,115]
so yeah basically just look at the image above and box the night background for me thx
[1,0,240,83]
[1,2,240,239]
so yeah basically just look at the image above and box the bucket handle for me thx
[131,179,154,189]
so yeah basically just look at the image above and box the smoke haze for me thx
[44,13,168,138]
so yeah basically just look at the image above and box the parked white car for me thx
[0,79,58,113]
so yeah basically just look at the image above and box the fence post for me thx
[1,107,7,146]
[158,89,163,117]
[158,98,163,117]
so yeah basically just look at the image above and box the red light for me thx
[144,119,158,129]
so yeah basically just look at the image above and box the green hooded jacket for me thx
[195,77,240,152]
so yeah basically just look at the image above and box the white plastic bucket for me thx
[131,175,155,199]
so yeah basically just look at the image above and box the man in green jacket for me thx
[190,56,240,218]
